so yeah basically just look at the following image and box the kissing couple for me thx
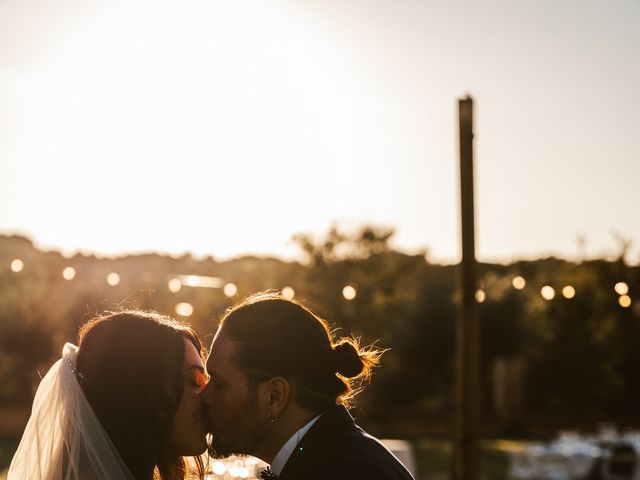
[9,292,415,480]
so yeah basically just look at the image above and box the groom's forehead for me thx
[206,331,239,370]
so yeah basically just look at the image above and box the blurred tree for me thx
[1,232,639,436]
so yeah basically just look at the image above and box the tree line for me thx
[1,228,639,438]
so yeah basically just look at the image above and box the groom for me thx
[201,292,415,480]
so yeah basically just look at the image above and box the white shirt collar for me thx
[270,414,322,476]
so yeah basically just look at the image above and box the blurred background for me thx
[1,0,639,478]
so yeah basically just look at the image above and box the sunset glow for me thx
[1,0,639,264]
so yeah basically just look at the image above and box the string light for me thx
[619,295,632,308]
[178,275,223,289]
[11,259,24,272]
[175,302,194,317]
[541,286,555,300]
[223,283,237,297]
[281,286,295,300]
[342,285,357,300]
[615,282,629,295]
[8,255,637,316]
[62,267,76,280]
[512,276,526,290]
[168,278,182,293]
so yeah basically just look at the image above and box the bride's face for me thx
[166,338,209,456]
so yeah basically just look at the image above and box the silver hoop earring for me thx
[267,410,276,423]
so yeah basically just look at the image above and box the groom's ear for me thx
[265,376,290,418]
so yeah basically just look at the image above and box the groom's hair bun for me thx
[219,291,387,410]
[332,340,365,378]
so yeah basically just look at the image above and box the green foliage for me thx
[412,439,510,480]
[1,229,639,435]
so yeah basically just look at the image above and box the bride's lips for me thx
[200,411,214,432]
[196,413,209,424]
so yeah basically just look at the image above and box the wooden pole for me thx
[454,95,480,480]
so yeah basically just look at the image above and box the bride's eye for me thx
[190,371,209,391]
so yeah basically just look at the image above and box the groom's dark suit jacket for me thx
[278,405,415,480]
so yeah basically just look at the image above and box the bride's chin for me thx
[179,437,208,457]
[194,441,208,456]
[189,429,206,450]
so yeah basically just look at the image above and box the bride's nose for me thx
[200,380,213,403]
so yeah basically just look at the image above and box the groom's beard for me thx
[207,385,269,459]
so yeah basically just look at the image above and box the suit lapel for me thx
[278,405,356,480]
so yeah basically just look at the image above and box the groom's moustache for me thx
[207,441,218,458]
[205,433,225,459]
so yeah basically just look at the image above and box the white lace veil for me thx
[8,343,134,480]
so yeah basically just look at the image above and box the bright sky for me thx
[1,0,639,263]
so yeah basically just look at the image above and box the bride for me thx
[8,310,210,480]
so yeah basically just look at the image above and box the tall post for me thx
[454,95,480,480]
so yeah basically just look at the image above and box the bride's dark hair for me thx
[76,310,206,480]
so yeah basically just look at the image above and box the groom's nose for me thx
[200,380,213,404]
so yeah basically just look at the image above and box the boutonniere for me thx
[259,467,279,479]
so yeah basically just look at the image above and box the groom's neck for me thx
[260,404,320,465]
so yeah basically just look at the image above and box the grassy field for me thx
[0,438,19,480]
[0,437,515,480]
[413,439,513,480]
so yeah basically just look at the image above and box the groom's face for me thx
[201,328,270,458]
